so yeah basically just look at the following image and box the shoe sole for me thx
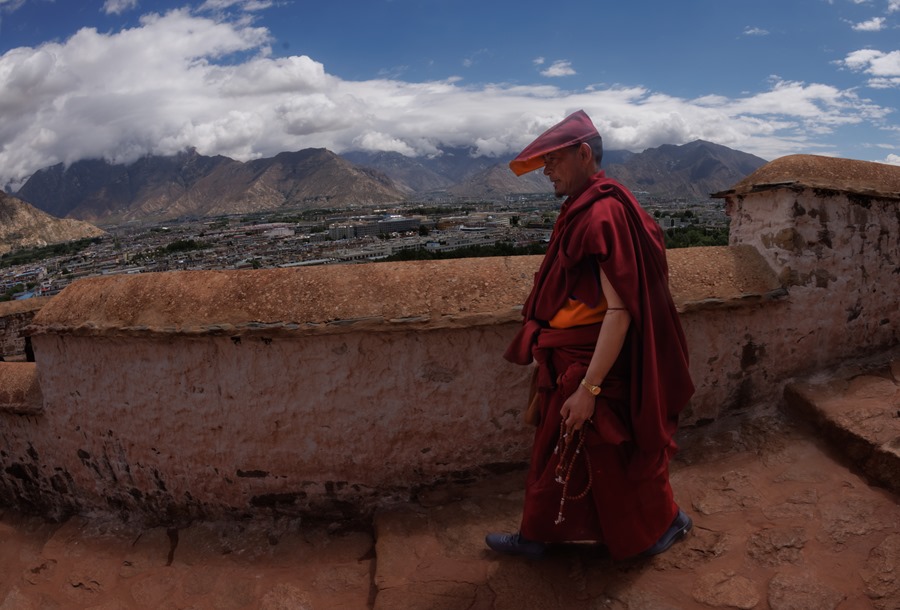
[485,535,546,559]
[641,513,693,557]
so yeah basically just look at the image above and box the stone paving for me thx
[373,407,900,610]
[1,357,898,609]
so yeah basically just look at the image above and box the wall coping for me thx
[0,296,53,317]
[713,154,900,200]
[668,245,785,312]
[27,245,784,339]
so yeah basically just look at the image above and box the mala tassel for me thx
[552,421,593,527]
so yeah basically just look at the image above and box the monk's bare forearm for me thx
[584,308,631,386]
[559,310,630,430]
[560,268,632,432]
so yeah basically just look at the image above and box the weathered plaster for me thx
[1,155,897,523]
[0,362,42,415]
[0,297,48,359]
[727,188,898,376]
[11,325,530,522]
[2,249,782,522]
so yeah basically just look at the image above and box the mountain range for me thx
[341,142,763,202]
[0,191,106,256]
[9,140,767,230]
[13,148,406,226]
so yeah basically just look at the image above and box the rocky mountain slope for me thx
[340,151,455,194]
[0,192,105,256]
[347,141,766,201]
[16,148,407,225]
[604,140,767,199]
[12,140,767,227]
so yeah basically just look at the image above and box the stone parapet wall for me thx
[723,181,899,382]
[707,155,900,418]
[0,297,50,360]
[0,155,897,523]
[4,259,540,521]
[1,249,785,522]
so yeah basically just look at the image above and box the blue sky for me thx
[1,0,898,190]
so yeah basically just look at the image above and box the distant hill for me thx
[15,148,407,225]
[340,151,454,194]
[342,146,507,195]
[346,141,766,201]
[0,191,105,256]
[12,140,767,226]
[447,163,550,198]
[604,140,767,200]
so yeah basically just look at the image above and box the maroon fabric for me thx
[509,110,600,176]
[518,335,677,558]
[505,170,693,557]
[505,170,694,468]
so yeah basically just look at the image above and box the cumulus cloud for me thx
[540,60,576,77]
[0,8,895,189]
[839,48,900,88]
[742,26,769,36]
[889,0,900,13]
[200,0,273,11]
[852,17,885,31]
[103,0,139,15]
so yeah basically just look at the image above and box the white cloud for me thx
[866,77,900,88]
[533,57,545,66]
[712,78,888,130]
[200,0,273,11]
[839,48,900,87]
[852,17,885,31]
[352,131,418,156]
[0,9,895,188]
[103,0,139,15]
[889,0,900,13]
[540,60,575,77]
[462,49,489,69]
[742,26,769,36]
[884,153,900,165]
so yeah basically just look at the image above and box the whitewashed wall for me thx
[1,176,897,523]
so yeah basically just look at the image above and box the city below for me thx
[1,195,728,302]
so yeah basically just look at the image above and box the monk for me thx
[486,110,695,560]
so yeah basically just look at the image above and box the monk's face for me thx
[542,143,594,198]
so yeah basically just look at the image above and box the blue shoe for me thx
[485,532,547,559]
[641,509,692,557]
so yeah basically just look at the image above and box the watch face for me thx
[582,379,600,395]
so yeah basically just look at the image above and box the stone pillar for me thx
[720,155,900,374]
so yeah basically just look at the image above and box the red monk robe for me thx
[504,170,694,560]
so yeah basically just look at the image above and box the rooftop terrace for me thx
[0,154,898,608]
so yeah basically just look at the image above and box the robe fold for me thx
[504,171,694,559]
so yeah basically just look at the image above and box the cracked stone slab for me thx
[784,357,900,494]
[767,571,845,610]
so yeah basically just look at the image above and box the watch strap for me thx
[580,378,601,395]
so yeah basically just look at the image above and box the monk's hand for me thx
[560,389,596,436]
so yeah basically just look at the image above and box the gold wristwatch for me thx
[580,378,601,396]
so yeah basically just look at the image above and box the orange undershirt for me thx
[547,296,608,329]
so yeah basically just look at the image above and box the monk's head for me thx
[509,110,603,198]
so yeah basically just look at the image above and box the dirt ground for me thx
[1,409,898,609]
